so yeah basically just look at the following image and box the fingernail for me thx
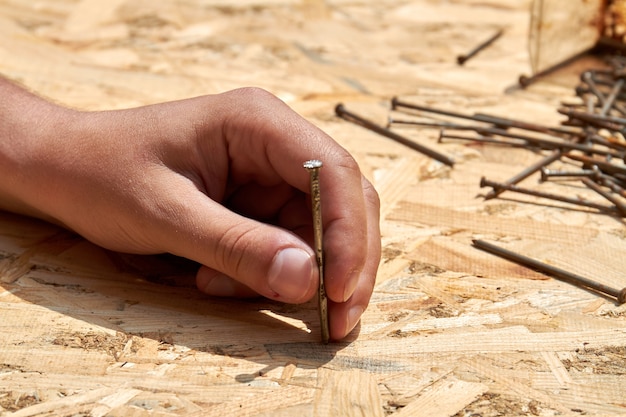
[268,247,315,301]
[342,269,361,302]
[198,273,237,297]
[345,305,365,336]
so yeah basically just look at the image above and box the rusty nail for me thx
[480,176,616,212]
[438,130,527,147]
[600,78,625,115]
[457,29,504,65]
[473,239,626,304]
[483,151,565,200]
[392,97,580,138]
[336,103,455,166]
[581,177,626,217]
[389,118,483,131]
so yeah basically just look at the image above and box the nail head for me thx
[303,159,323,170]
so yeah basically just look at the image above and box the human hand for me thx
[1,83,380,340]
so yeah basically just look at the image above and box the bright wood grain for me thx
[1,1,626,416]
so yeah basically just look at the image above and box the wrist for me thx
[0,77,78,222]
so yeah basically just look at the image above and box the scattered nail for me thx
[473,239,626,304]
[335,103,455,166]
[483,151,564,200]
[457,29,504,66]
[480,176,617,213]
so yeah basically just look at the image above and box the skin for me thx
[0,77,380,340]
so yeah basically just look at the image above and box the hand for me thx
[0,82,380,340]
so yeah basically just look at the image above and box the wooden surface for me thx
[528,0,603,74]
[2,1,626,416]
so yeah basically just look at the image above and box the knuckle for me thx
[229,87,281,109]
[362,176,381,211]
[214,222,259,277]
[334,151,361,175]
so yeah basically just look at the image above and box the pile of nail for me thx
[337,56,626,218]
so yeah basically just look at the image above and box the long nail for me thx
[438,131,528,147]
[468,127,624,158]
[566,154,626,177]
[392,97,580,138]
[539,167,600,182]
[473,239,626,304]
[392,97,480,121]
[518,53,583,88]
[388,118,482,131]
[558,108,626,127]
[575,86,626,106]
[558,109,626,134]
[483,151,564,200]
[579,71,626,115]
[600,78,625,115]
[582,71,609,108]
[457,29,503,65]
[480,176,616,212]
[473,113,580,138]
[335,104,455,166]
[581,177,626,217]
[303,160,329,344]
[599,175,626,197]
[588,134,626,152]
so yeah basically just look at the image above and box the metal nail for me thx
[483,151,565,200]
[581,71,626,116]
[303,159,329,344]
[588,133,626,152]
[600,78,625,115]
[566,154,626,177]
[480,176,616,212]
[389,118,484,131]
[599,175,626,198]
[467,127,624,158]
[391,97,480,121]
[559,108,626,128]
[539,167,600,182]
[438,130,528,147]
[391,97,580,138]
[558,111,626,135]
[473,113,580,138]
[580,78,626,116]
[335,103,455,166]
[575,85,626,104]
[457,29,503,66]
[473,239,626,304]
[518,74,538,88]
[582,71,609,108]
[517,52,584,88]
[581,177,626,217]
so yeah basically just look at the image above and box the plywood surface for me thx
[2,1,626,416]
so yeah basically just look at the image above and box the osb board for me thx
[1,0,626,416]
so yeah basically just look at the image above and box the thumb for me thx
[157,191,319,303]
